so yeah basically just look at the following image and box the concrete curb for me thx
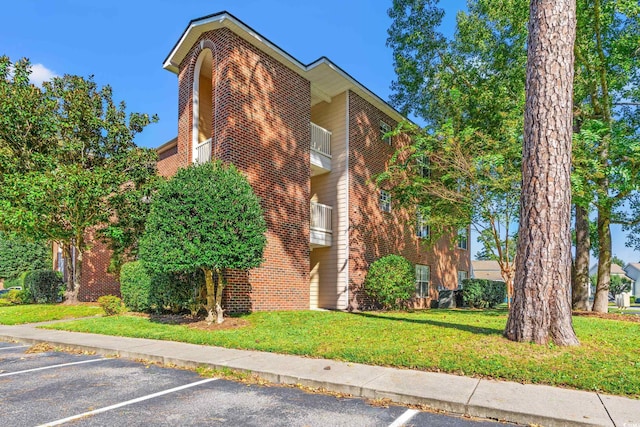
[1,327,638,427]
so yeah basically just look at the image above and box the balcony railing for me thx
[310,123,331,158]
[194,138,212,164]
[310,202,332,233]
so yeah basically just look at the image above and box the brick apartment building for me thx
[60,11,470,309]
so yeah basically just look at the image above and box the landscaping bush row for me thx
[461,279,506,308]
[1,269,64,305]
[120,261,201,313]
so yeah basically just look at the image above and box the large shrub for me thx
[461,279,506,308]
[139,161,267,323]
[120,261,152,312]
[0,232,50,280]
[24,269,64,303]
[149,270,202,314]
[364,255,415,309]
[120,261,201,314]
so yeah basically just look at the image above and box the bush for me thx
[5,289,30,305]
[24,269,64,304]
[4,271,31,290]
[149,270,202,314]
[0,232,50,280]
[461,279,506,308]
[120,261,151,312]
[97,295,124,316]
[364,255,415,309]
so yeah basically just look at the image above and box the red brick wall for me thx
[347,91,470,309]
[177,28,311,312]
[157,143,179,178]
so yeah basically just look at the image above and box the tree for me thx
[138,161,267,324]
[384,0,527,306]
[611,255,626,268]
[0,232,51,281]
[571,0,640,313]
[504,0,579,345]
[0,57,158,302]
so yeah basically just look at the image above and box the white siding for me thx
[310,92,348,309]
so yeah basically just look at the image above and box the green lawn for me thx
[0,304,102,325]
[42,309,640,397]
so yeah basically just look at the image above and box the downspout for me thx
[345,90,350,310]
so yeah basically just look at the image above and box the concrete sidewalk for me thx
[0,323,637,427]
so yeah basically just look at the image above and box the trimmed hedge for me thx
[461,279,506,308]
[120,261,151,312]
[24,269,64,304]
[364,255,415,309]
[119,261,201,314]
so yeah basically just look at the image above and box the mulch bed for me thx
[573,310,640,323]
[143,313,251,331]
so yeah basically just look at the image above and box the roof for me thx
[157,137,177,154]
[471,260,505,282]
[163,11,406,124]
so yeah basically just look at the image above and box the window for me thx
[457,271,468,289]
[416,265,430,298]
[457,228,468,250]
[417,155,430,178]
[380,190,391,213]
[416,211,430,238]
[380,121,392,145]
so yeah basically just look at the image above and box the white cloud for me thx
[29,63,58,86]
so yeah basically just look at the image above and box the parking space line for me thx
[388,408,419,427]
[0,358,107,377]
[37,377,218,427]
[0,345,29,350]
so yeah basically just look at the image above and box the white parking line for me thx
[389,408,419,427]
[0,358,107,377]
[0,345,29,350]
[37,377,218,427]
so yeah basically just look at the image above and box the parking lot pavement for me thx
[0,342,511,426]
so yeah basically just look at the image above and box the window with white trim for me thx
[416,211,430,238]
[457,270,468,289]
[417,155,430,178]
[457,228,468,250]
[416,265,430,298]
[380,121,392,145]
[380,190,391,213]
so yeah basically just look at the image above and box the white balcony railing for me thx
[194,138,212,164]
[310,123,331,158]
[310,202,332,233]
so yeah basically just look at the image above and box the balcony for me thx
[310,123,331,176]
[194,138,212,164]
[310,202,332,248]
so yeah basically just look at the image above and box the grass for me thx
[0,304,102,325]
[41,309,640,397]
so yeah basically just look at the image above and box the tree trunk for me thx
[203,268,216,323]
[213,268,225,324]
[63,242,81,304]
[572,204,591,310]
[592,208,611,312]
[499,263,515,309]
[505,0,579,345]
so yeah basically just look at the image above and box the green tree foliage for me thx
[383,0,526,304]
[364,255,415,309]
[139,161,267,323]
[0,232,50,280]
[0,56,158,302]
[119,261,152,312]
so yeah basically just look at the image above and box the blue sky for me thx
[2,0,638,264]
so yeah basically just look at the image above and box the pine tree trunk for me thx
[572,204,591,310]
[592,209,611,312]
[505,0,579,346]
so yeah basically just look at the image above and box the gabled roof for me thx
[470,260,505,282]
[163,11,406,123]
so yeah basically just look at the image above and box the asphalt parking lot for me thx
[0,342,511,426]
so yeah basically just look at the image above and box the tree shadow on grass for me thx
[350,311,505,336]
